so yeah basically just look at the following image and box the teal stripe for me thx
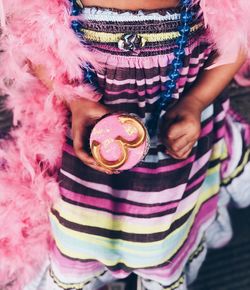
[201,104,213,122]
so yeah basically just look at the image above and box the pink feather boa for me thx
[0,0,249,288]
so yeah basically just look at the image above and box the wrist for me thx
[68,98,95,112]
[180,94,207,114]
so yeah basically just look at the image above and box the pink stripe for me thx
[51,244,104,276]
[98,74,166,86]
[175,187,202,216]
[215,110,225,122]
[95,46,212,70]
[100,65,204,94]
[61,187,178,215]
[188,66,201,76]
[58,180,215,231]
[200,120,213,137]
[132,155,195,174]
[189,150,211,178]
[63,142,196,176]
[138,195,218,279]
[166,196,218,275]
[186,174,205,191]
[60,168,187,204]
[216,126,226,139]
[105,85,160,96]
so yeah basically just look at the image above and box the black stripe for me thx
[222,149,250,186]
[97,44,209,82]
[61,151,193,191]
[182,156,220,200]
[62,134,216,193]
[54,195,217,272]
[59,172,181,207]
[51,207,193,242]
[82,14,203,34]
[61,195,177,218]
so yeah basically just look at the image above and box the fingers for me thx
[165,129,196,160]
[163,117,200,159]
[72,123,114,174]
[166,141,194,159]
[166,121,186,141]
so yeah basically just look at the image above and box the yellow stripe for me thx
[209,139,226,161]
[81,23,203,43]
[49,267,106,289]
[51,182,217,266]
[164,276,185,290]
[222,149,250,184]
[53,164,220,235]
[50,168,219,266]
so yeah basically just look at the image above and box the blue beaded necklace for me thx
[69,0,193,137]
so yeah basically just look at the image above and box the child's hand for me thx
[69,98,113,174]
[161,98,202,159]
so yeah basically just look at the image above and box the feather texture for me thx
[0,0,250,288]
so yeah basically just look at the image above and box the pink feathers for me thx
[198,0,250,67]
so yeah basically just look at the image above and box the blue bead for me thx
[165,80,176,90]
[71,8,80,16]
[169,70,180,80]
[174,47,185,58]
[172,59,183,69]
[182,0,192,6]
[181,11,193,23]
[161,91,172,99]
[177,35,188,48]
[178,24,191,35]
[71,20,80,30]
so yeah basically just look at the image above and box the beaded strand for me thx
[69,0,194,137]
[147,0,193,137]
[69,0,98,85]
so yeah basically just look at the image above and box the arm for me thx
[163,50,247,160]
[182,50,247,113]
[30,63,113,173]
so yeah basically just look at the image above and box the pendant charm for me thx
[118,33,146,52]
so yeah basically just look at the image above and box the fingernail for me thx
[113,170,121,175]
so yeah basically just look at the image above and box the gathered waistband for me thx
[75,5,206,56]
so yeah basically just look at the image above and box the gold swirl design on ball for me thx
[91,115,147,170]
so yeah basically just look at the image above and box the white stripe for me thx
[80,8,181,22]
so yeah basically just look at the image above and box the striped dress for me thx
[40,4,250,290]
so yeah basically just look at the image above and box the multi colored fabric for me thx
[1,0,250,289]
[33,6,250,290]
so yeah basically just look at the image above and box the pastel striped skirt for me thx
[43,5,250,290]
